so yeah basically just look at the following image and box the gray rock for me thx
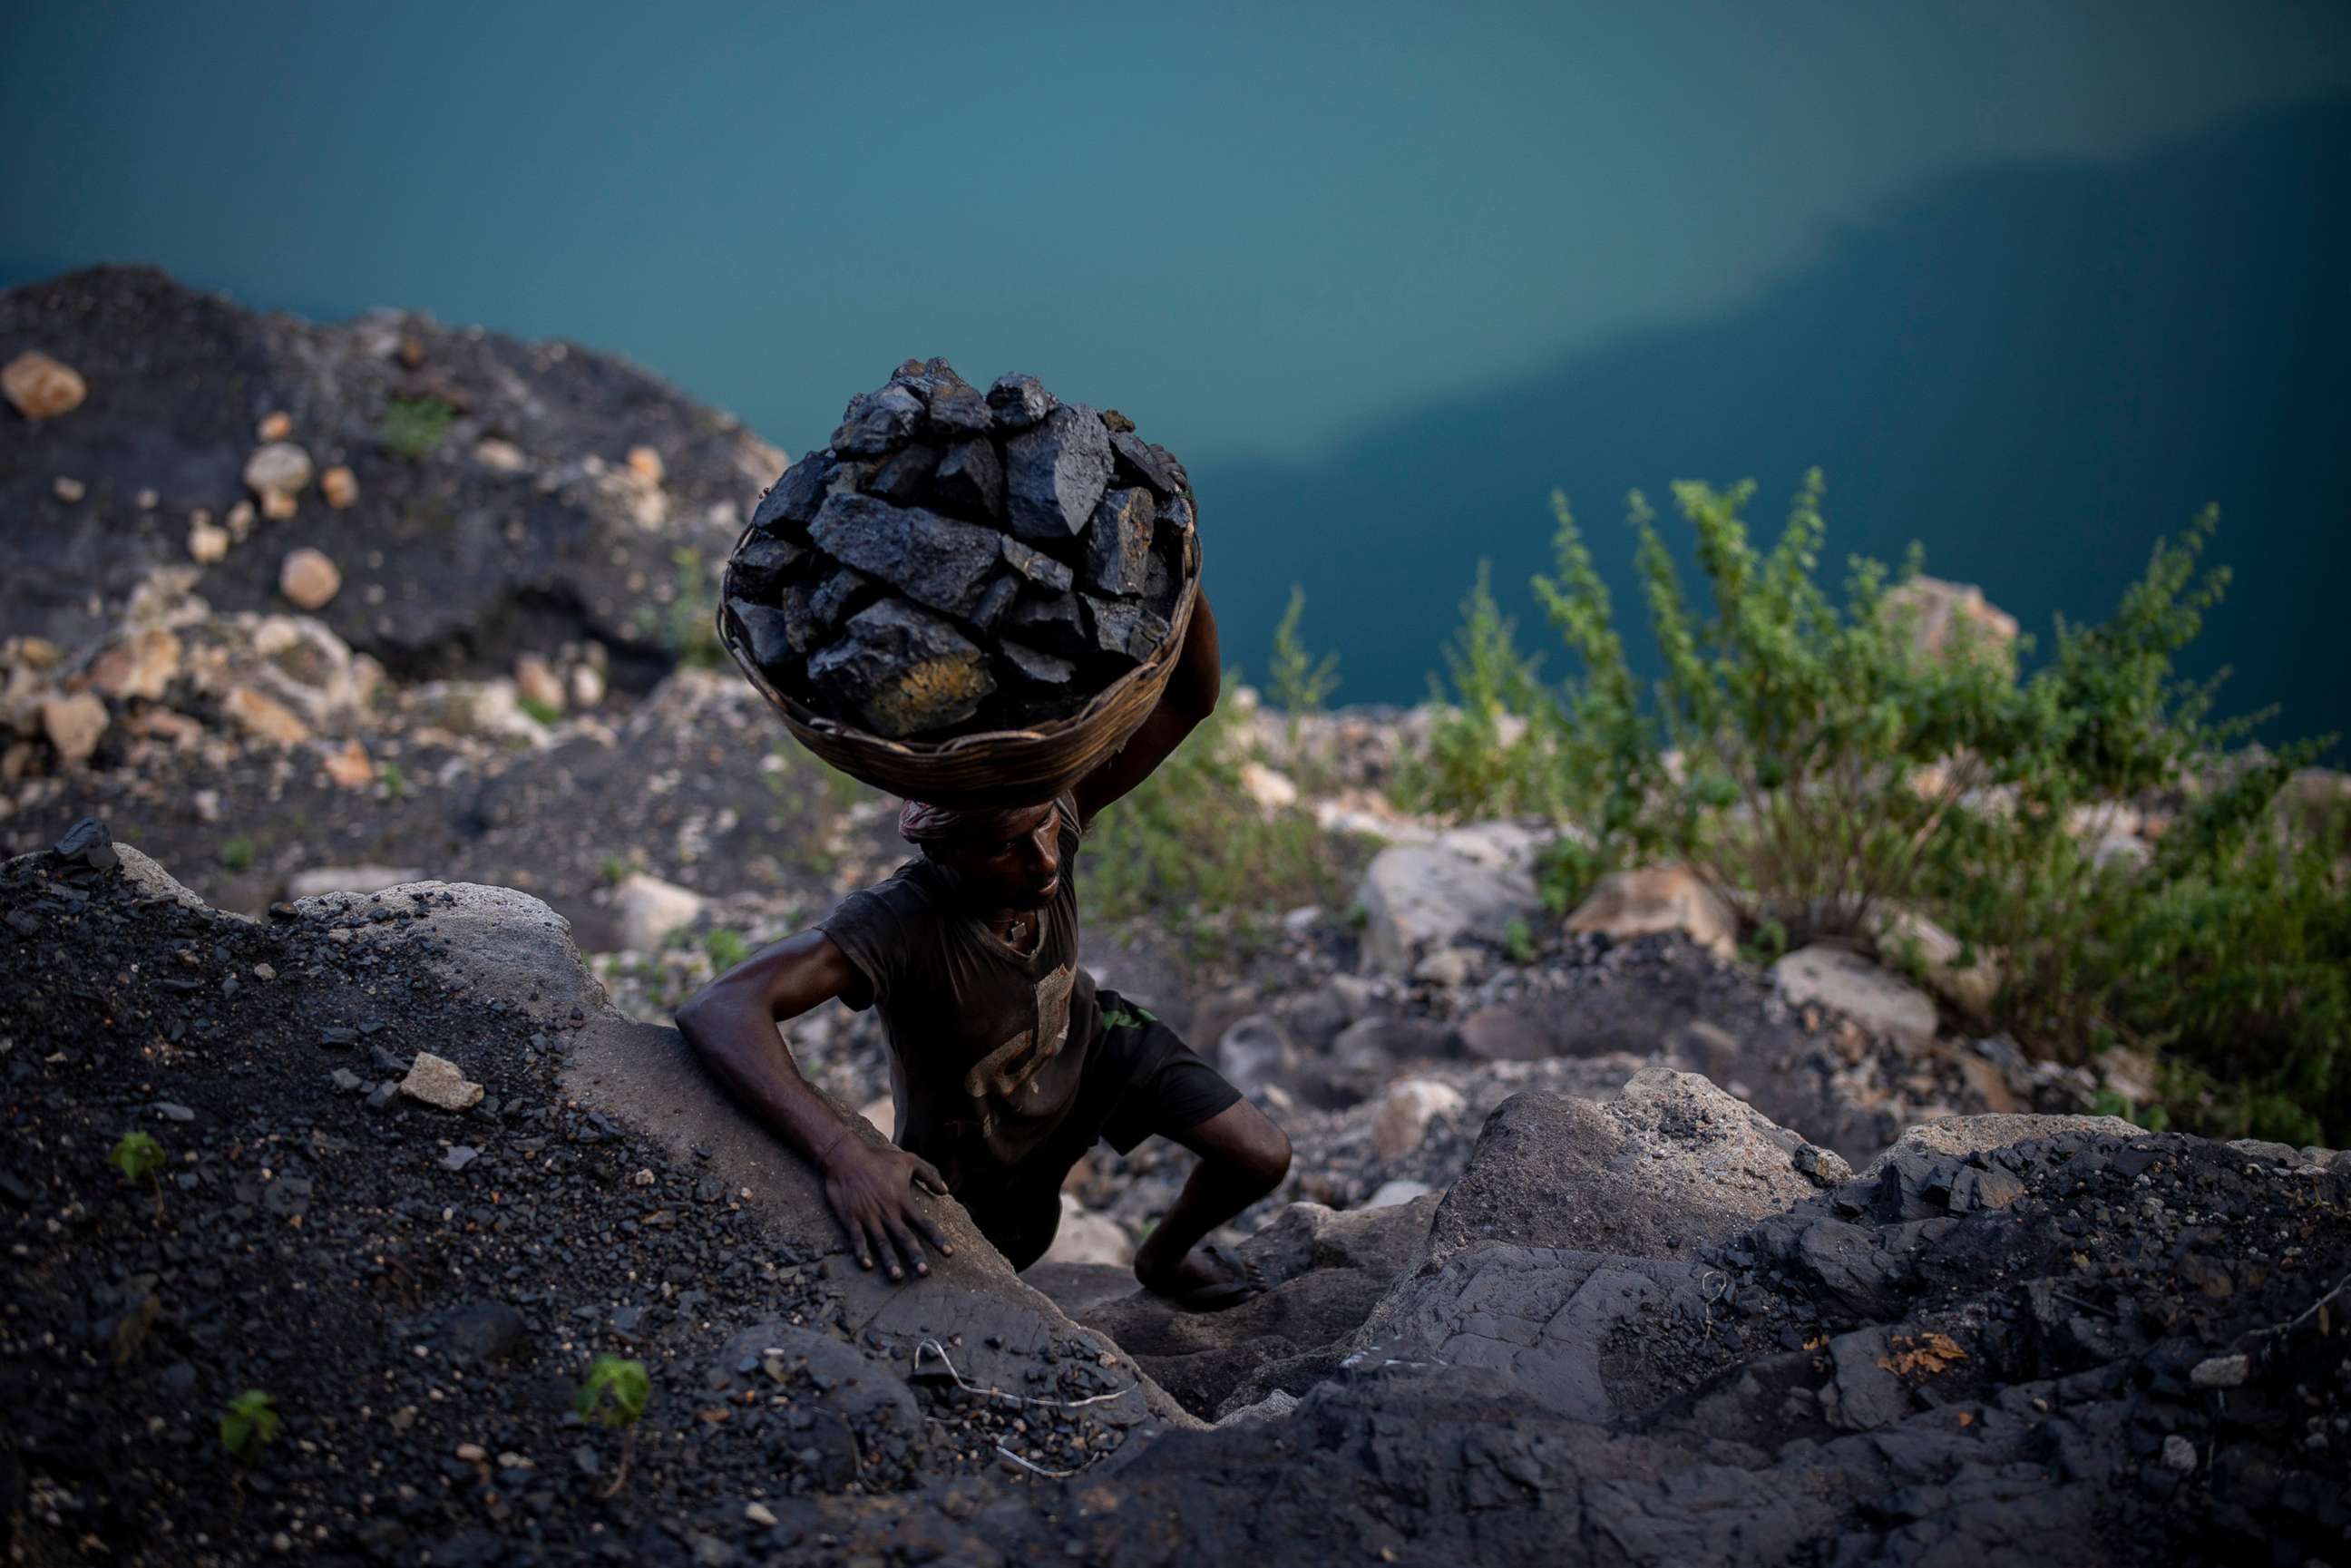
[1859,1114,2143,1178]
[751,449,838,536]
[1084,488,1156,596]
[1216,1014,1297,1096]
[832,383,924,456]
[1354,836,1543,975]
[1000,535,1074,593]
[1084,594,1170,666]
[439,1300,527,1363]
[807,564,873,629]
[806,599,996,737]
[1419,1070,1853,1271]
[1003,403,1113,541]
[398,1051,485,1112]
[986,372,1056,430]
[869,443,940,504]
[1109,430,1184,495]
[931,438,1004,520]
[1772,946,1939,1050]
[808,493,1003,619]
[1002,591,1094,662]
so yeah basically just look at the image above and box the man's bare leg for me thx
[1131,1099,1292,1298]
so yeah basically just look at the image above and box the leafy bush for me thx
[1410,472,2345,1141]
[635,546,726,670]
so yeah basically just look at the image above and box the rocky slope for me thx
[5,825,2345,1565]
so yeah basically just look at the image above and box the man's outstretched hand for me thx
[820,1137,954,1281]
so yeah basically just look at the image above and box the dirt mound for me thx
[0,265,777,681]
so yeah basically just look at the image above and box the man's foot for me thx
[1133,1241,1263,1312]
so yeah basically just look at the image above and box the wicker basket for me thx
[717,521,1202,809]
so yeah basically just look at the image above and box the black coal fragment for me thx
[806,599,997,738]
[729,599,805,671]
[1109,430,1183,495]
[727,534,805,598]
[752,449,839,535]
[808,492,1003,619]
[971,574,1021,631]
[1085,594,1171,665]
[832,384,924,456]
[926,380,994,439]
[1000,536,1074,594]
[871,443,941,505]
[931,438,1005,520]
[1003,404,1113,541]
[1000,640,1077,687]
[1083,487,1156,596]
[1001,591,1094,662]
[986,373,1056,430]
[808,565,873,629]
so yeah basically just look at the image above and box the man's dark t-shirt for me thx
[816,794,1129,1193]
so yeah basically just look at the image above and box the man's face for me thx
[937,801,1062,911]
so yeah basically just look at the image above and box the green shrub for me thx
[704,928,750,971]
[219,1389,282,1461]
[1082,671,1357,951]
[635,546,725,669]
[1267,585,1341,738]
[1417,472,2343,1142]
[380,394,455,462]
[219,836,256,872]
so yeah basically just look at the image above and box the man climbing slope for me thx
[677,586,1290,1309]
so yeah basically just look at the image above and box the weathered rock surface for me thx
[1566,864,1739,959]
[806,599,996,737]
[1774,942,1941,1048]
[1354,825,1544,974]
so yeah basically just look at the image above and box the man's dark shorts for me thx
[960,987,1242,1271]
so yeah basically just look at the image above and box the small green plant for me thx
[1500,916,1537,967]
[378,761,408,800]
[704,928,750,971]
[380,394,455,462]
[219,836,256,872]
[517,694,561,726]
[634,546,725,669]
[599,853,632,886]
[112,1130,167,1218]
[219,1389,282,1461]
[1268,584,1342,761]
[576,1354,650,1495]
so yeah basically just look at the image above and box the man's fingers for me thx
[912,1159,948,1195]
[883,1214,927,1277]
[849,1214,881,1271]
[912,1210,953,1254]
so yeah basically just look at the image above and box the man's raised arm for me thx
[1070,586,1220,830]
[676,932,951,1280]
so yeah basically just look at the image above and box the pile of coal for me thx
[724,360,1194,739]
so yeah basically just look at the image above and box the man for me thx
[677,587,1290,1308]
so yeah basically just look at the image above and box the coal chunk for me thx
[807,599,996,737]
[987,373,1056,431]
[1002,591,1094,662]
[1086,594,1171,665]
[1003,403,1113,541]
[1157,493,1195,537]
[752,449,839,536]
[808,564,873,629]
[1098,408,1137,434]
[728,599,806,669]
[1000,640,1076,687]
[1109,430,1184,495]
[871,443,941,505]
[832,384,924,456]
[930,438,1004,521]
[1083,487,1156,596]
[727,533,805,599]
[1000,536,1074,594]
[925,380,994,439]
[808,492,1003,619]
[971,574,1021,631]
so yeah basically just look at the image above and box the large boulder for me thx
[1772,944,1939,1049]
[1566,866,1738,960]
[1353,823,1545,975]
[1419,1069,1849,1270]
